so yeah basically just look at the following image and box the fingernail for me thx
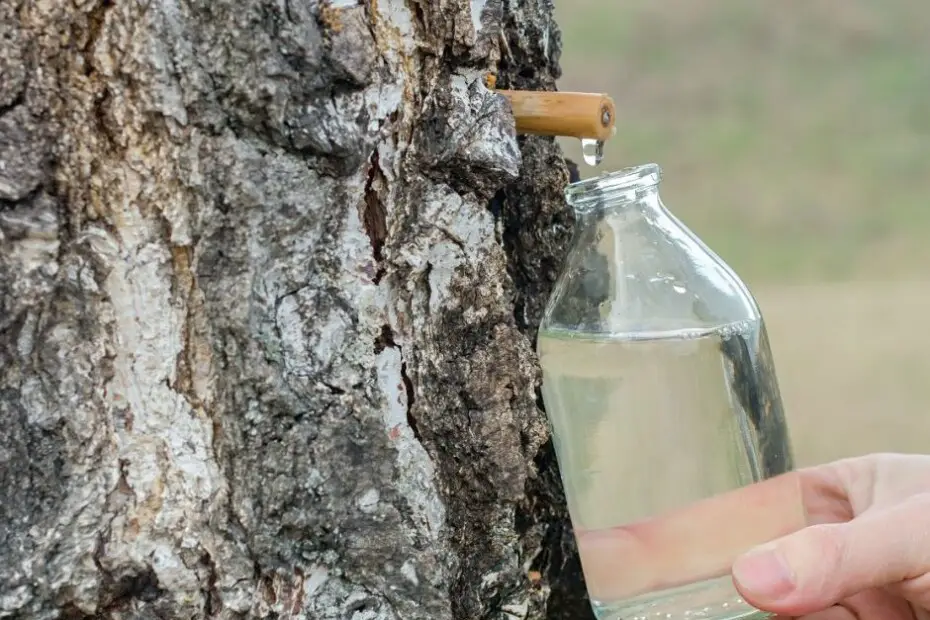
[732,543,796,600]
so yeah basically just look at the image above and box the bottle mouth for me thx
[565,163,662,210]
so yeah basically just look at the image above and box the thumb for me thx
[732,494,930,616]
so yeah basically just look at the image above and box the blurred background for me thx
[555,0,930,467]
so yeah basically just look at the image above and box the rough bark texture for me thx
[0,0,590,618]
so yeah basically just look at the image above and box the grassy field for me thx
[555,1,930,466]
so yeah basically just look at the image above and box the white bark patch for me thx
[372,0,418,140]
[95,188,222,593]
[375,346,446,541]
[338,180,382,298]
[415,186,497,314]
[0,586,31,614]
[503,600,530,619]
[470,0,487,34]
[305,565,330,597]
[305,578,401,620]
[357,488,380,513]
[400,560,419,586]
[446,74,522,180]
[426,242,460,315]
[366,82,404,135]
[376,0,416,52]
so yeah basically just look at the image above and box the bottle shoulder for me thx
[541,207,761,338]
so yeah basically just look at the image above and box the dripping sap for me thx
[581,138,605,167]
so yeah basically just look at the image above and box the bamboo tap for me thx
[486,75,617,142]
[499,90,616,141]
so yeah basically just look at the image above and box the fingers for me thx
[732,494,930,616]
[575,472,807,600]
[795,608,856,620]
[775,590,919,620]
[802,452,930,518]
[791,455,877,524]
[573,454,883,602]
[887,572,930,612]
[913,606,930,620]
[838,589,918,619]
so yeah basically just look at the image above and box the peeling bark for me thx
[0,0,591,618]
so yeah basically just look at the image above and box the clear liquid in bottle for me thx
[539,322,789,620]
[537,164,797,620]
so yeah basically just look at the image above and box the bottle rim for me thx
[564,163,663,209]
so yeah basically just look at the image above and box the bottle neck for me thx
[565,163,664,218]
[574,186,662,222]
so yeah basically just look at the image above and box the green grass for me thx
[555,0,930,286]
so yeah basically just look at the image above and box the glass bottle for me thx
[537,163,797,620]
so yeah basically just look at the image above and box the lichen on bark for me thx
[0,0,591,618]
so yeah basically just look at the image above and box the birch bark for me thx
[0,1,589,618]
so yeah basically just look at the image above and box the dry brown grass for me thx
[758,280,930,466]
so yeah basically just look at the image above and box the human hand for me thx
[731,453,930,619]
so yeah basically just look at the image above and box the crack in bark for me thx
[170,244,200,406]
[0,184,44,214]
[81,0,114,77]
[200,549,221,617]
[374,323,422,442]
[0,89,25,118]
[362,149,388,284]
[399,360,420,441]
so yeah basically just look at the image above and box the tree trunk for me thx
[0,0,590,618]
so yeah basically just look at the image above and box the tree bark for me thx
[0,0,590,618]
